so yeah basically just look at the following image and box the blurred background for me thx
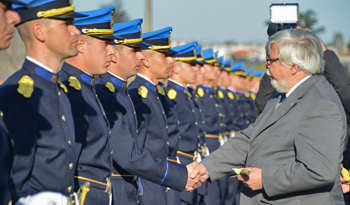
[1,0,349,82]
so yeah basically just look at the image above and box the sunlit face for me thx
[114,45,145,78]
[203,64,218,82]
[178,61,198,85]
[84,37,115,75]
[45,18,80,59]
[0,1,20,49]
[265,44,290,92]
[149,51,175,79]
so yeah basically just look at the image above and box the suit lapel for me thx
[252,75,321,139]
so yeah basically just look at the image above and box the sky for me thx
[74,0,350,45]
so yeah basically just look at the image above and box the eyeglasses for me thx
[266,58,279,65]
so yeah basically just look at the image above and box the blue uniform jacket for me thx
[59,63,112,204]
[0,59,76,201]
[226,89,245,131]
[95,73,187,201]
[157,81,180,163]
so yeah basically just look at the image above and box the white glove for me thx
[16,191,68,205]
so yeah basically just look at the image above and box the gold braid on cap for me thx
[37,5,75,18]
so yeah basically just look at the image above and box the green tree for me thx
[100,0,130,23]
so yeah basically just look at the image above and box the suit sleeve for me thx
[262,100,345,197]
[200,114,262,182]
[255,74,275,112]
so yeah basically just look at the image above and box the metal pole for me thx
[145,0,152,32]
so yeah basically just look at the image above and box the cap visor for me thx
[5,0,30,6]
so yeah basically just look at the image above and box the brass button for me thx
[62,115,66,122]
[198,135,200,138]
[202,121,205,124]
[68,186,72,193]
[195,122,198,125]
[215,104,219,107]
[157,97,159,100]
[109,131,111,135]
[111,150,113,155]
[166,126,168,129]
[199,109,202,112]
[192,110,195,113]
[134,111,136,115]
[69,163,73,170]
[67,140,71,146]
[0,111,3,118]
[136,130,138,134]
[103,112,106,116]
[166,189,168,193]
[246,120,249,124]
[162,111,165,114]
[58,91,61,97]
[95,94,98,98]
[11,139,14,147]
[178,121,180,125]
[167,142,169,146]
[179,136,181,139]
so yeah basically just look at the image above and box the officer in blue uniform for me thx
[165,41,200,205]
[0,1,23,204]
[0,0,85,203]
[95,19,188,205]
[128,27,193,205]
[197,48,223,205]
[243,66,260,123]
[58,7,117,205]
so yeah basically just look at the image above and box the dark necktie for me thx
[279,93,286,103]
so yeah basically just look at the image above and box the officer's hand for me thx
[185,161,203,192]
[16,191,68,205]
[237,167,263,191]
[189,162,208,186]
[340,176,350,193]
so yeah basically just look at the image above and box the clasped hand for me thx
[185,162,208,192]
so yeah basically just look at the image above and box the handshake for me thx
[184,161,208,192]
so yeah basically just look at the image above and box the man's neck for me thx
[138,69,159,85]
[65,56,93,77]
[26,50,62,74]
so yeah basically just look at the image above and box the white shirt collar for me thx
[137,73,155,85]
[286,75,311,97]
[26,56,54,73]
[227,87,236,92]
[168,78,184,87]
[108,71,125,82]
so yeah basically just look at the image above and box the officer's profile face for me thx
[150,50,174,79]
[178,61,198,84]
[82,36,115,75]
[0,1,20,49]
[197,66,205,85]
[45,18,80,59]
[117,45,145,78]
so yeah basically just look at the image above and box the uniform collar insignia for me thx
[145,82,156,92]
[175,84,186,93]
[111,77,126,89]
[34,67,57,83]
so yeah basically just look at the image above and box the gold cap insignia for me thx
[138,86,148,98]
[250,92,256,101]
[157,85,165,96]
[227,92,234,100]
[218,90,224,99]
[17,75,34,98]
[58,80,68,93]
[197,87,204,97]
[68,76,81,90]
[167,89,177,100]
[105,82,115,93]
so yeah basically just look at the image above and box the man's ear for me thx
[142,54,150,68]
[76,38,85,53]
[32,22,45,42]
[290,64,299,75]
[173,62,180,74]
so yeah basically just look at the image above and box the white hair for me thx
[266,29,324,75]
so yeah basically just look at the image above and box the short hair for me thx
[266,29,324,75]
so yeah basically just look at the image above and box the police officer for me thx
[0,0,84,203]
[95,19,189,205]
[166,41,201,205]
[128,27,199,205]
[59,7,116,205]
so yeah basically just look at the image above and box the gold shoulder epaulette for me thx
[167,89,177,100]
[17,75,34,98]
[250,92,256,101]
[218,90,224,99]
[105,82,115,93]
[57,80,68,93]
[157,85,165,96]
[138,85,148,98]
[197,87,204,97]
[227,92,234,100]
[245,92,249,98]
[68,76,81,90]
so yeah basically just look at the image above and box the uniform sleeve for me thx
[0,84,38,200]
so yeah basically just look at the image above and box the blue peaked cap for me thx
[6,0,30,6]
[13,0,87,25]
[253,70,265,80]
[73,7,116,39]
[171,41,197,62]
[217,56,224,69]
[245,66,254,79]
[111,18,150,48]
[142,26,176,53]
[224,58,234,68]
[230,61,246,76]
[202,48,217,64]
